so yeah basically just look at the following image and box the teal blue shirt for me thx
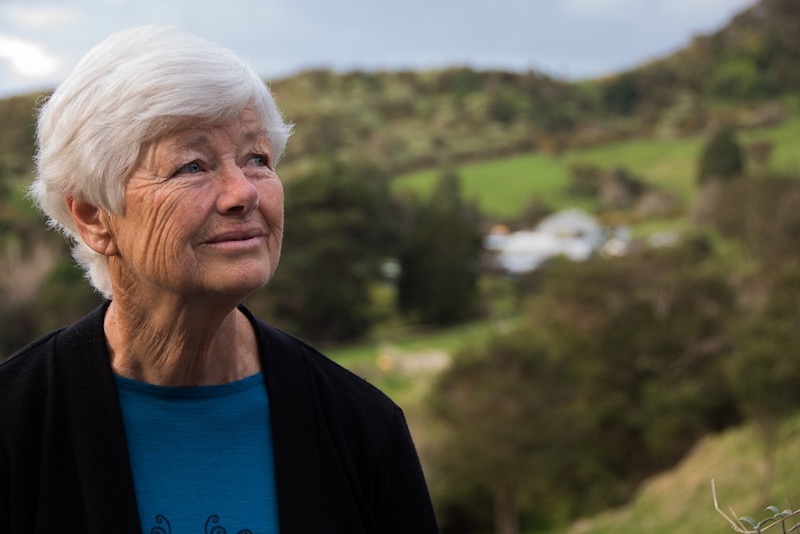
[115,372,279,534]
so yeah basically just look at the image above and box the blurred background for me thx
[2,0,800,532]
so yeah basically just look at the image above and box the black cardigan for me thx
[0,303,439,533]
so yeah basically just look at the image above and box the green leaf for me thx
[740,516,758,527]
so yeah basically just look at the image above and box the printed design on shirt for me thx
[149,513,253,534]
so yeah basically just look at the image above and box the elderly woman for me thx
[0,26,438,534]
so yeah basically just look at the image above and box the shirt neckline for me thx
[113,372,265,399]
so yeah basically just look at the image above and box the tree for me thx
[709,58,777,100]
[430,328,571,534]
[704,177,800,264]
[396,168,483,326]
[698,125,745,184]
[533,240,738,455]
[726,268,800,503]
[0,93,39,178]
[432,239,739,531]
[251,156,400,345]
[602,73,639,115]
[522,240,737,508]
[762,0,800,90]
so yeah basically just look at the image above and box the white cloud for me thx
[0,34,59,77]
[4,5,77,31]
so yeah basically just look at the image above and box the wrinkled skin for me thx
[110,107,283,300]
[68,107,284,385]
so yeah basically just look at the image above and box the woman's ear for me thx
[65,196,118,256]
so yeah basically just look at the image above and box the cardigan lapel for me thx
[244,307,327,534]
[54,303,142,532]
[48,303,325,533]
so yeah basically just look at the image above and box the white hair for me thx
[30,25,292,298]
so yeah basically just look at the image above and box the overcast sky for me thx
[0,0,756,98]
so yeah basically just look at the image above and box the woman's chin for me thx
[204,271,271,299]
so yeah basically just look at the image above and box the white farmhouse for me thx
[485,209,608,274]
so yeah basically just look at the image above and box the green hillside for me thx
[325,308,800,534]
[392,153,586,219]
[393,113,800,222]
[564,412,800,534]
[3,1,800,532]
[328,313,800,534]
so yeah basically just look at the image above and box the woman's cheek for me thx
[135,203,192,275]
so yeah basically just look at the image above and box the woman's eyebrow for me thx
[173,134,211,152]
[167,128,271,153]
[243,128,272,146]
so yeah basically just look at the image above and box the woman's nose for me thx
[216,162,259,215]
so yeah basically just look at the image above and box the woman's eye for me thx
[175,161,204,175]
[248,154,269,167]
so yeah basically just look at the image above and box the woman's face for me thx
[106,107,283,301]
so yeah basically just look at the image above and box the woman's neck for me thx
[103,296,260,386]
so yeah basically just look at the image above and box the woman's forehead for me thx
[147,111,273,154]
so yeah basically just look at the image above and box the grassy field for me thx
[392,116,800,223]
[392,153,594,219]
[392,137,702,220]
[326,316,504,404]
[741,116,800,173]
[564,136,701,202]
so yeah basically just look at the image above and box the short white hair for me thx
[30,25,292,298]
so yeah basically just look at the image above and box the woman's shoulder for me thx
[264,321,394,402]
[0,330,64,430]
[0,303,109,395]
[0,329,61,382]
[242,308,399,418]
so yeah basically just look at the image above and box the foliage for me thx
[271,67,595,179]
[0,93,39,178]
[703,176,800,264]
[559,413,800,534]
[698,126,745,184]
[612,0,800,123]
[567,164,647,209]
[430,239,741,532]
[566,164,600,197]
[724,267,800,502]
[31,258,103,334]
[0,252,102,357]
[601,73,639,116]
[727,278,800,426]
[249,156,400,345]
[527,239,739,471]
[430,328,570,534]
[1,4,800,531]
[0,0,796,198]
[396,169,483,326]
[709,58,777,100]
[714,478,800,534]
